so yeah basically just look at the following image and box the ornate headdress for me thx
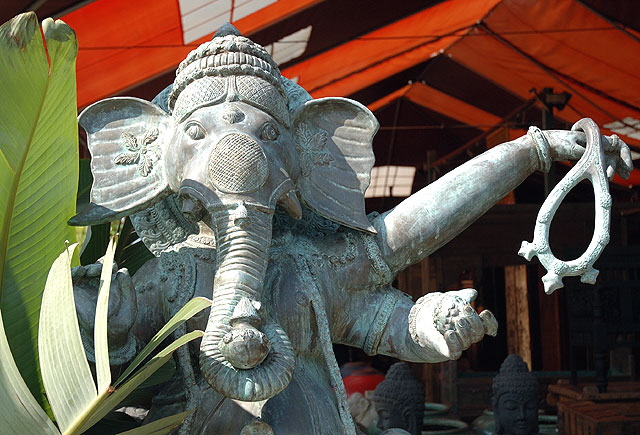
[168,23,291,126]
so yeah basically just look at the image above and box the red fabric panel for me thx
[309,35,461,98]
[405,83,502,129]
[368,86,411,112]
[485,0,640,109]
[282,0,502,95]
[63,0,320,108]
[447,0,640,148]
[369,82,501,129]
[63,0,184,108]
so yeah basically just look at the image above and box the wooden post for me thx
[504,264,532,367]
[537,267,564,370]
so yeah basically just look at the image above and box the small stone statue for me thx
[373,363,424,435]
[492,354,539,435]
[70,21,632,434]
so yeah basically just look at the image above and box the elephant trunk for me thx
[199,206,294,402]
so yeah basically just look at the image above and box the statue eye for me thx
[185,122,206,140]
[260,123,279,141]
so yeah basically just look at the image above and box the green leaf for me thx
[38,243,97,432]
[116,409,194,435]
[83,412,141,434]
[79,331,204,433]
[95,237,117,392]
[0,12,79,408]
[0,306,59,434]
[81,223,110,265]
[114,217,154,276]
[115,297,212,387]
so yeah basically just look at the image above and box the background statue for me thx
[492,354,539,435]
[71,23,632,434]
[373,362,424,435]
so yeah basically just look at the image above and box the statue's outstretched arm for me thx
[334,286,497,363]
[371,130,632,276]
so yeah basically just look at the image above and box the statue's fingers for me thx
[71,265,87,279]
[454,318,474,349]
[603,134,615,152]
[449,288,477,304]
[114,269,134,296]
[606,164,616,181]
[565,130,586,147]
[608,153,632,180]
[479,310,498,337]
[464,306,485,342]
[85,263,103,277]
[444,330,462,359]
[621,145,633,172]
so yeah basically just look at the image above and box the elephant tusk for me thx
[181,195,206,223]
[518,118,611,294]
[277,190,302,220]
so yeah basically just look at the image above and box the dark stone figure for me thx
[492,355,539,435]
[373,363,424,435]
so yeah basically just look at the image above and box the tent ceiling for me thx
[3,0,640,195]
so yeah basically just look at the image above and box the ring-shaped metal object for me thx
[518,118,611,294]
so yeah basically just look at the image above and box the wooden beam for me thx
[504,264,532,368]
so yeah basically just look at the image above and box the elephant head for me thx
[70,24,378,402]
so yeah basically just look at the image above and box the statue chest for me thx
[264,253,334,357]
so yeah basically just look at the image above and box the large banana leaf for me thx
[0,12,79,407]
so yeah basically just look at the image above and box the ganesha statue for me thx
[70,24,632,434]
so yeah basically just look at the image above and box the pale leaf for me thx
[79,331,204,433]
[115,297,211,386]
[116,409,194,435]
[94,237,117,392]
[0,307,59,434]
[38,243,97,432]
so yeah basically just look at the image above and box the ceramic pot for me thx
[471,409,558,434]
[422,417,469,434]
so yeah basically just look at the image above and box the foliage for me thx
[0,238,211,434]
[0,12,79,407]
[0,12,209,434]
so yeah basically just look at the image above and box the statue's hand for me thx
[410,289,497,360]
[543,130,633,179]
[72,259,137,350]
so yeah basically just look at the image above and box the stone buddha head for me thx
[372,362,424,435]
[492,354,539,435]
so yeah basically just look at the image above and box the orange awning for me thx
[42,0,639,186]
[283,0,502,96]
[62,0,320,107]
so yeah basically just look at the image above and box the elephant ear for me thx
[293,97,378,233]
[69,97,174,226]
